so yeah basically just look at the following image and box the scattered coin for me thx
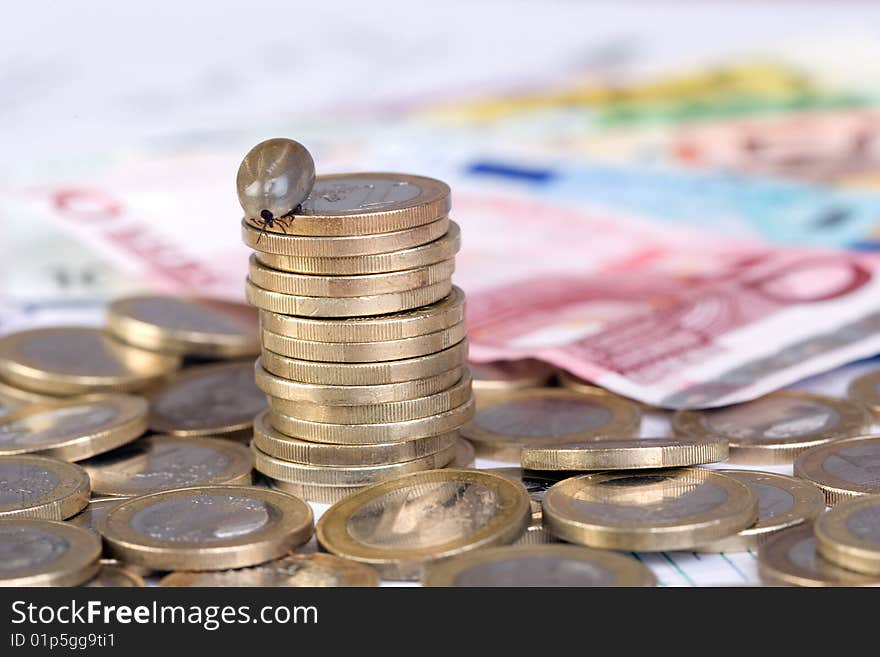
[270,479,366,505]
[0,455,90,520]
[794,435,880,504]
[67,498,124,533]
[672,391,871,464]
[237,137,316,225]
[542,468,759,551]
[84,561,146,587]
[815,496,880,575]
[422,544,657,587]
[0,327,180,395]
[0,380,60,416]
[0,518,101,586]
[317,469,531,580]
[106,295,260,358]
[469,359,555,392]
[491,468,563,546]
[0,395,148,461]
[555,368,605,395]
[451,438,475,467]
[847,369,880,419]
[99,485,314,571]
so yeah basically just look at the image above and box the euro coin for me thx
[847,369,880,419]
[80,434,253,497]
[0,380,60,416]
[67,498,124,533]
[461,388,641,462]
[672,391,871,464]
[99,485,313,571]
[422,544,657,587]
[794,436,880,504]
[555,368,605,395]
[815,496,880,575]
[451,438,475,467]
[0,518,101,586]
[0,394,147,461]
[492,468,563,546]
[542,468,759,551]
[85,562,146,587]
[470,359,555,392]
[0,455,90,520]
[270,479,366,504]
[106,296,259,358]
[696,470,826,553]
[0,327,180,395]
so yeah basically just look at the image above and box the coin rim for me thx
[847,369,880,418]
[793,435,880,504]
[0,455,90,520]
[520,437,729,471]
[0,518,101,586]
[814,495,880,575]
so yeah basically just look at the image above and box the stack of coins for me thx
[236,141,473,503]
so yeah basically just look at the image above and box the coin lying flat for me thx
[0,380,60,416]
[0,518,101,586]
[422,544,657,587]
[85,562,146,587]
[0,327,180,395]
[492,468,563,546]
[848,369,880,419]
[80,434,253,497]
[67,498,124,533]
[148,361,266,439]
[696,470,826,553]
[672,391,871,465]
[106,296,260,358]
[520,437,729,471]
[469,360,555,392]
[317,469,531,580]
[794,436,880,504]
[815,496,880,575]
[159,552,379,587]
[0,456,90,520]
[99,485,314,571]
[255,221,461,275]
[461,389,641,462]
[451,439,475,468]
[0,395,148,461]
[758,524,880,587]
[542,469,759,551]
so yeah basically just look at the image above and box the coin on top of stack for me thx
[236,139,471,503]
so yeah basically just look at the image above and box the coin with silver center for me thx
[814,496,880,575]
[0,518,101,586]
[67,498,124,533]
[0,380,60,417]
[0,455,90,520]
[794,436,880,504]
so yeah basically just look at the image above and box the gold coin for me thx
[758,524,880,587]
[815,496,880,575]
[461,388,641,462]
[246,278,453,317]
[269,396,475,444]
[252,442,457,486]
[148,361,267,438]
[267,374,473,424]
[542,468,759,551]
[106,295,260,358]
[261,322,466,363]
[847,369,880,419]
[259,286,465,342]
[520,436,728,471]
[254,360,463,404]
[317,468,531,580]
[249,255,455,298]
[67,498,124,533]
[0,394,147,461]
[672,391,871,465]
[99,485,314,571]
[158,552,379,587]
[555,368,604,395]
[0,455,90,519]
[270,479,366,504]
[422,544,657,587]
[0,327,181,395]
[491,467,564,546]
[0,518,101,586]
[259,339,467,386]
[80,434,253,497]
[470,359,555,392]
[794,436,880,504]
[253,410,457,466]
[242,216,450,256]
[85,561,146,587]
[244,172,450,237]
[451,438,475,467]
[0,380,61,416]
[696,470,826,553]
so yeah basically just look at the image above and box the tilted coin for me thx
[237,138,316,224]
[148,361,267,438]
[758,524,880,587]
[317,469,531,580]
[85,562,146,587]
[815,496,880,575]
[106,295,260,358]
[451,439,475,468]
[520,437,728,471]
[794,436,880,504]
[0,327,180,395]
[80,434,253,497]
[542,468,759,551]
[0,380,60,416]
[241,216,450,257]
[469,359,555,392]
[0,455,90,520]
[672,391,871,464]
[158,552,379,587]
[422,544,657,587]
[99,485,314,571]
[261,322,466,363]
[270,479,366,505]
[697,470,826,553]
[0,395,148,461]
[246,278,452,317]
[491,468,564,546]
[847,369,880,419]
[252,410,457,466]
[255,221,461,275]
[67,498,124,533]
[461,388,641,462]
[0,518,101,586]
